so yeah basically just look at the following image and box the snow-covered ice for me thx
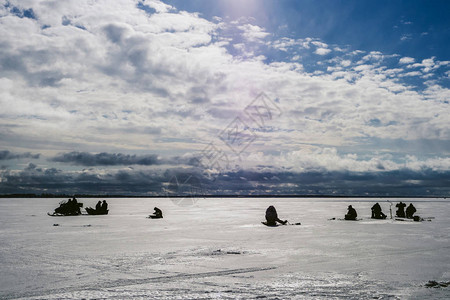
[1,197,449,299]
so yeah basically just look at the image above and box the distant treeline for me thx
[0,193,446,199]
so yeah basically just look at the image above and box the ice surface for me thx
[1,197,449,299]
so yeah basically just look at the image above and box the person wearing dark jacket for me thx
[265,205,287,226]
[95,201,102,212]
[371,203,387,219]
[405,203,416,219]
[101,200,108,213]
[396,202,406,218]
[152,207,163,218]
[345,205,358,220]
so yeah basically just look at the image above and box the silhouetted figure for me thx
[52,198,82,216]
[396,202,406,218]
[265,205,287,226]
[371,203,387,219]
[405,203,416,219]
[149,207,163,219]
[95,201,102,212]
[345,205,357,220]
[85,200,108,215]
[101,200,108,213]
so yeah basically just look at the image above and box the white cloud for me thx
[237,23,270,42]
[315,48,331,55]
[400,34,412,41]
[340,60,352,67]
[399,71,422,77]
[399,57,415,64]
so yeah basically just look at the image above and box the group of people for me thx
[344,202,417,221]
[52,199,418,223]
[54,197,83,216]
[395,201,416,219]
[92,200,109,214]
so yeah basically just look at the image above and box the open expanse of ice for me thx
[1,197,449,299]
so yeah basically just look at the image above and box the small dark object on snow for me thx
[425,280,450,288]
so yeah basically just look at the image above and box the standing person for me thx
[265,205,287,226]
[396,202,406,218]
[344,205,358,220]
[405,203,416,219]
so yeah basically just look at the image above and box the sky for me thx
[0,0,449,196]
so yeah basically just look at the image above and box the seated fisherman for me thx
[344,205,358,220]
[151,207,163,218]
[371,202,387,219]
[265,205,287,226]
[396,201,406,218]
[405,203,416,219]
[95,201,102,212]
[101,200,108,213]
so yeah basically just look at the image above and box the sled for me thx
[261,221,300,227]
[85,207,109,215]
[47,212,81,217]
[147,215,163,219]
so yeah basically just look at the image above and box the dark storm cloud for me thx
[50,151,162,166]
[0,164,164,195]
[164,168,450,197]
[1,163,449,196]
[50,151,198,167]
[0,150,40,160]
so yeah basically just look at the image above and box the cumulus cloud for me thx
[399,57,415,64]
[237,23,270,42]
[314,48,332,55]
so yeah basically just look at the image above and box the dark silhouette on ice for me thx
[85,200,109,215]
[50,197,83,216]
[371,202,387,219]
[405,203,416,219]
[102,200,108,211]
[395,202,406,218]
[149,207,163,219]
[263,205,287,226]
[344,205,357,220]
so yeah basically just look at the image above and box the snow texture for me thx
[1,197,449,299]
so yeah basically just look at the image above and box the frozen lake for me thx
[1,197,449,299]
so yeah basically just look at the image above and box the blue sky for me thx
[166,0,450,60]
[0,0,449,196]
